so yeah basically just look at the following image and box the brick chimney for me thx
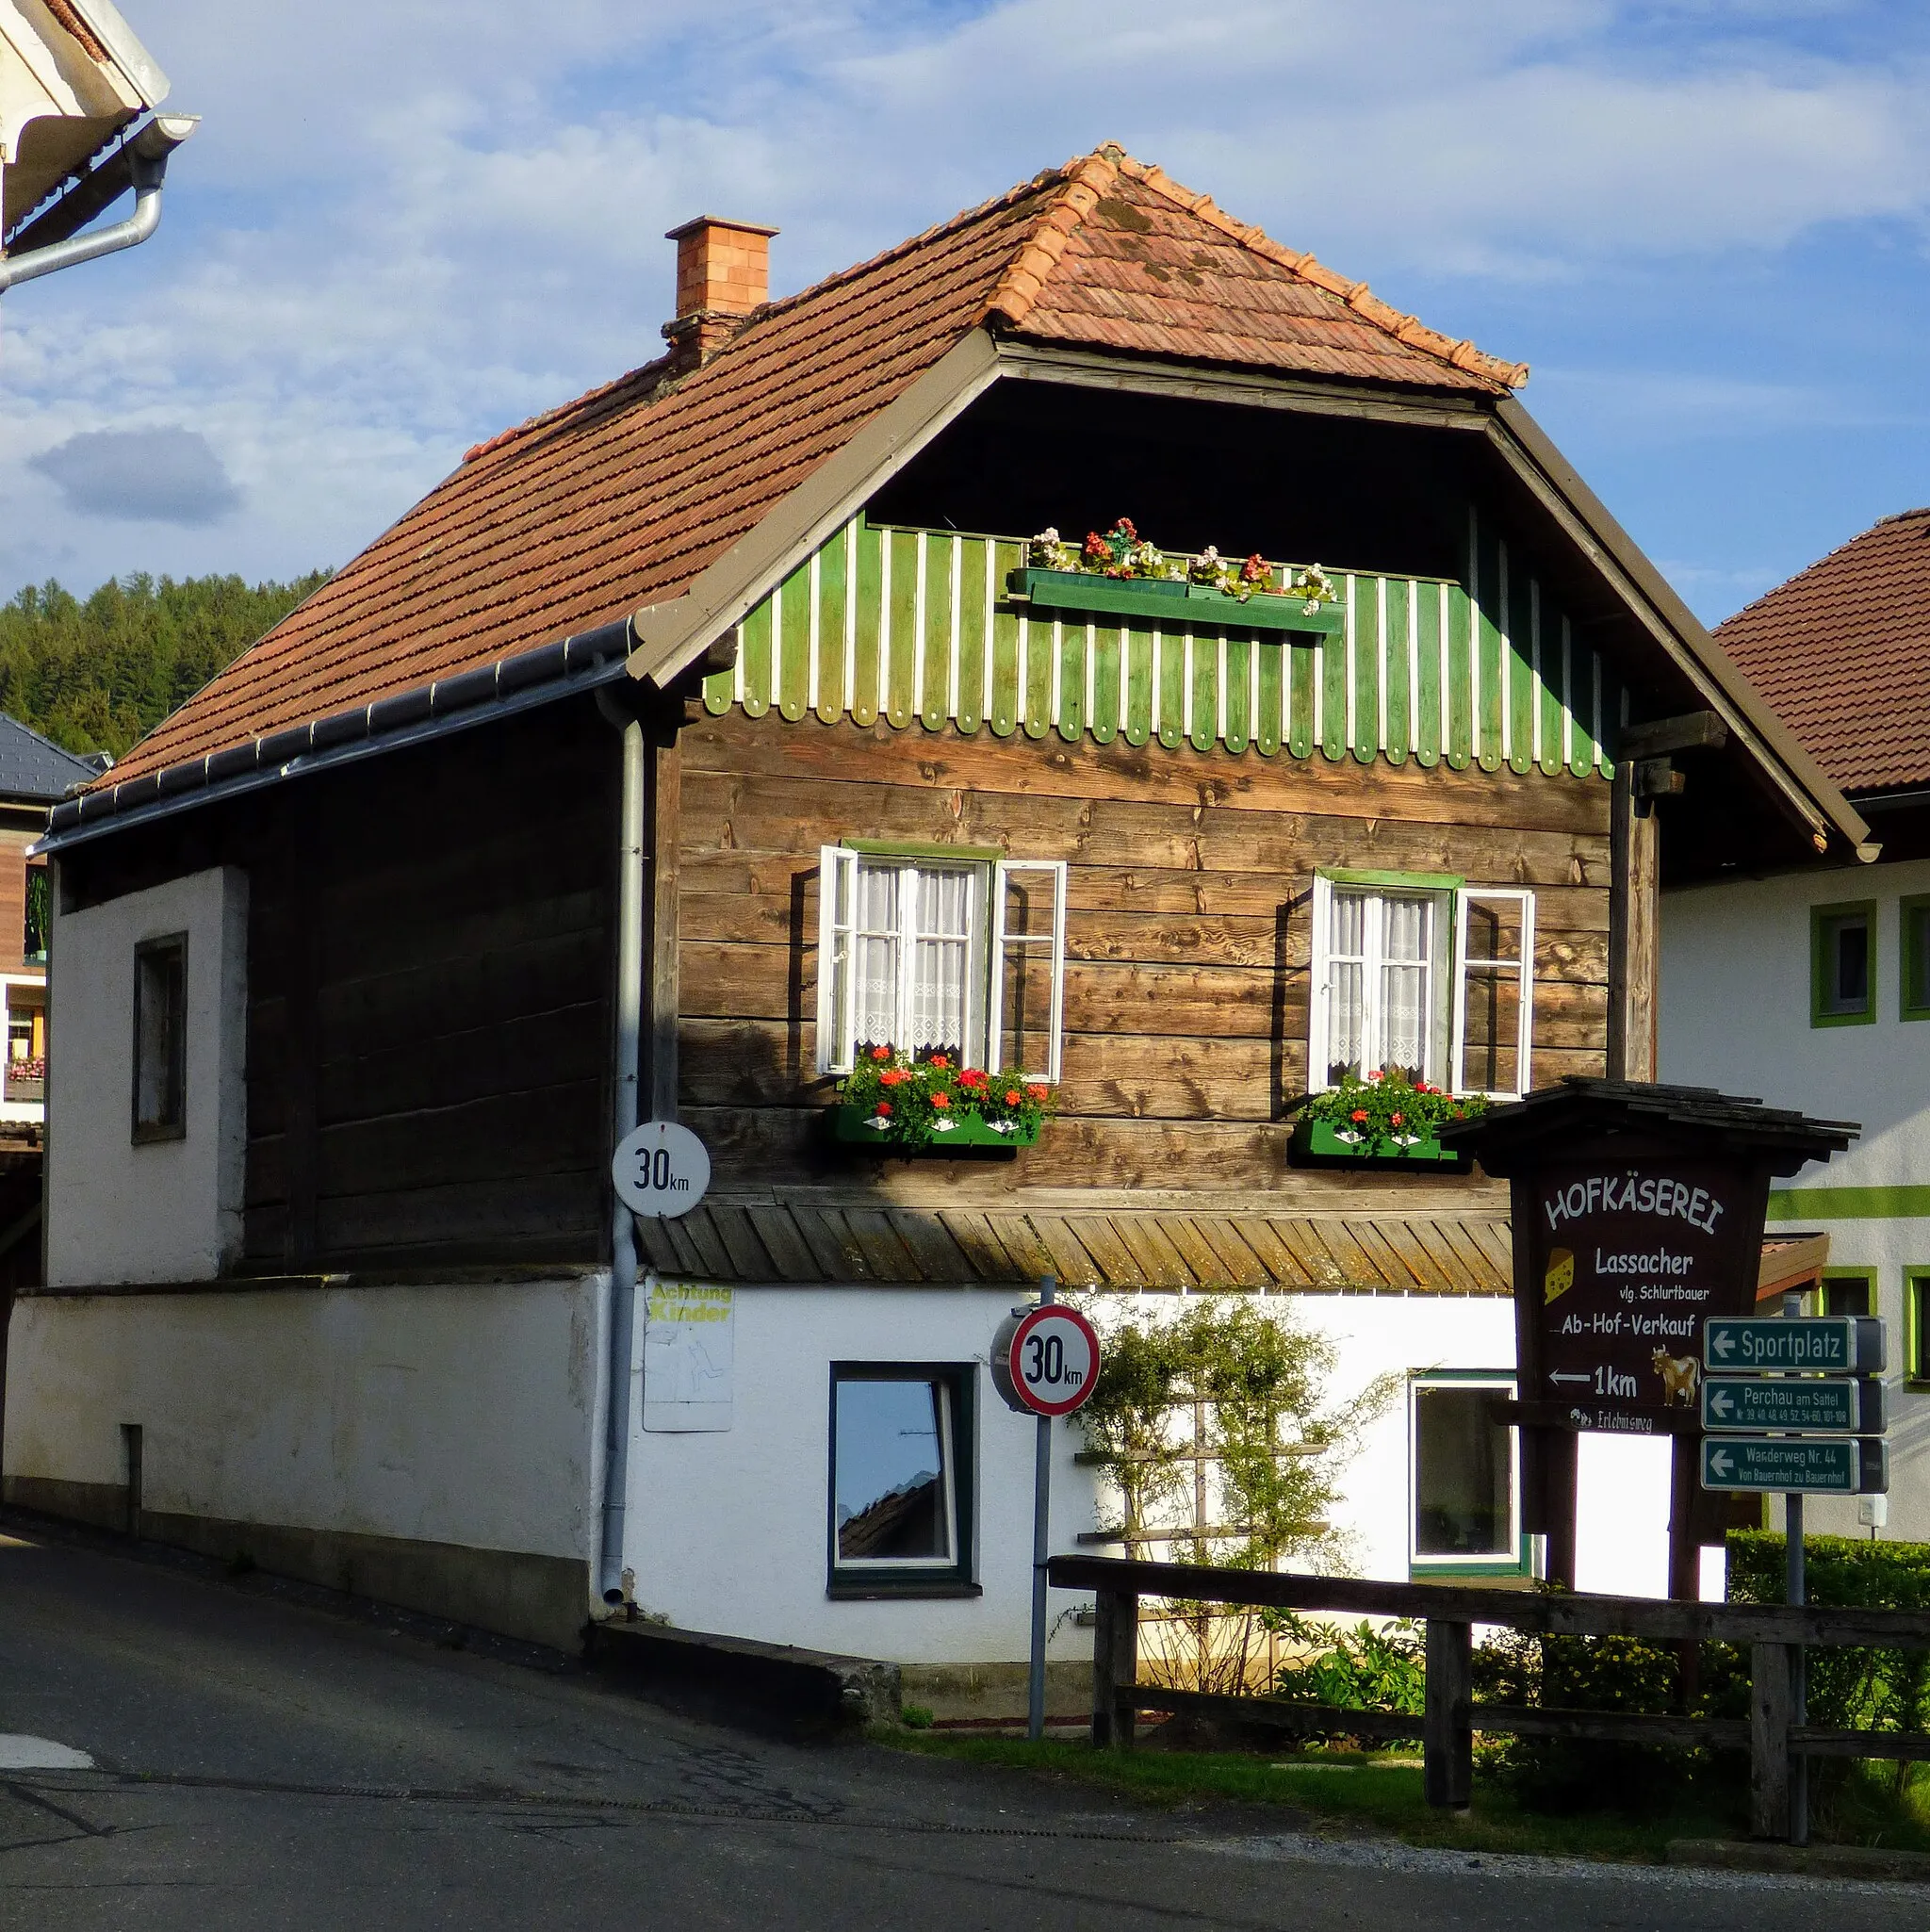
[662,216,778,365]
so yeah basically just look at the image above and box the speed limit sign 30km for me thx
[991,1302,1101,1417]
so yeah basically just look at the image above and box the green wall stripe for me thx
[1768,1186,1930,1221]
[699,509,1620,780]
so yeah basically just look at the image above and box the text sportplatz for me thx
[1543,1171,1726,1238]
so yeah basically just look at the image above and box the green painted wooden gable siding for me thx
[703,509,1621,778]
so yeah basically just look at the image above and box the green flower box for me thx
[832,1102,1041,1151]
[1006,567,1343,636]
[1292,1116,1462,1165]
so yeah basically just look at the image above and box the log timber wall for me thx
[679,707,1611,1207]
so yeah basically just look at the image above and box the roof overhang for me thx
[44,325,1873,867]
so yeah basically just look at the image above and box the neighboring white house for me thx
[1663,507,1929,1542]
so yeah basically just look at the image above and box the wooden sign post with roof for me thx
[1442,1082,1856,1596]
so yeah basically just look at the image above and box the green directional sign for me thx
[1702,1316,1884,1374]
[1700,1435,1888,1495]
[1701,1376,1883,1434]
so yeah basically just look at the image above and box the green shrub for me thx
[1271,1614,1425,1721]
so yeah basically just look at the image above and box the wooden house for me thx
[6,150,1870,1660]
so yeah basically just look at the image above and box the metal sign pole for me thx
[1782,1287,1808,1847]
[1027,1274,1057,1744]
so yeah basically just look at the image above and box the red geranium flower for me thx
[1350,1108,1369,1123]
[929,1053,950,1069]
[1006,1089,1022,1105]
[870,1045,891,1060]
[932,1092,951,1109]
[1391,1112,1404,1125]
[875,1102,892,1115]
[1026,1085,1048,1102]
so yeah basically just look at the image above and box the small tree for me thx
[1075,1292,1395,1694]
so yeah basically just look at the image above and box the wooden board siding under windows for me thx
[679,707,1611,1203]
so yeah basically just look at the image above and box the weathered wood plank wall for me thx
[242,704,617,1271]
[679,709,1611,1203]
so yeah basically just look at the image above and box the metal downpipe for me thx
[597,692,646,1606]
[0,118,196,294]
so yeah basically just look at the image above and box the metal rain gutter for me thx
[33,616,637,858]
[0,115,197,294]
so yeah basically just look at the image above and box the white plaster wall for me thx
[4,1278,602,1561]
[625,1285,1545,1664]
[1663,858,1930,1545]
[46,865,248,1285]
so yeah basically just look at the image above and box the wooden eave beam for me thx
[626,329,1004,693]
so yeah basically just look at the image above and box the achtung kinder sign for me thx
[1529,1161,1757,1432]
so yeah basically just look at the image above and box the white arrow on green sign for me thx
[1700,1376,1883,1435]
[1700,1435,1888,1495]
[1702,1316,1884,1375]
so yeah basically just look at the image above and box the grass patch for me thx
[875,1731,1740,1863]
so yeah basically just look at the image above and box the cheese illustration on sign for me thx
[1544,1249,1575,1304]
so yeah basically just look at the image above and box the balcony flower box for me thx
[1006,567,1344,636]
[832,1102,1040,1151]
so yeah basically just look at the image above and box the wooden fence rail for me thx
[1047,1554,1930,1841]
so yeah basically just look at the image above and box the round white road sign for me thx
[612,1121,711,1219]
[990,1302,1102,1417]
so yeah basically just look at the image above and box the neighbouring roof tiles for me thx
[1714,507,1930,795]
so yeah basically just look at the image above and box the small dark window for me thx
[827,1364,977,1597]
[1811,904,1874,1025]
[132,934,188,1142]
[1902,897,1930,1021]
[1823,1274,1872,1319]
[1908,1273,1930,1384]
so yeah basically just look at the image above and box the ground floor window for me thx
[827,1365,977,1596]
[1818,1269,1874,1319]
[1410,1372,1525,1576]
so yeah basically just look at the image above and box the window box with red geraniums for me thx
[833,1046,1054,1151]
[1291,1070,1487,1165]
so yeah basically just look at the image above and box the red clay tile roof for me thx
[1713,507,1930,795]
[106,147,1527,787]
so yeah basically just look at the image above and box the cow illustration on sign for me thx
[1653,1350,1698,1405]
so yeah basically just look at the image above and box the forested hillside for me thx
[0,570,331,760]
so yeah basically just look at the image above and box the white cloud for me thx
[1,0,1925,598]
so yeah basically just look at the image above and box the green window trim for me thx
[1816,1267,1876,1320]
[1901,895,1930,1022]
[1318,867,1465,892]
[1810,899,1876,1028]
[841,839,1005,862]
[1906,1270,1930,1388]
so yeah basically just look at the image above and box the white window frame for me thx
[989,858,1067,1085]
[1308,874,1453,1089]
[1450,887,1535,1101]
[1408,1371,1523,1575]
[816,846,1066,1080]
[827,1366,972,1587]
[1309,876,1535,1100]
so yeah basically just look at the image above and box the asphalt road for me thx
[1,1519,1925,1931]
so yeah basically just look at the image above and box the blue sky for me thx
[2,0,1926,625]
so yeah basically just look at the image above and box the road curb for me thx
[1668,1836,1930,1883]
